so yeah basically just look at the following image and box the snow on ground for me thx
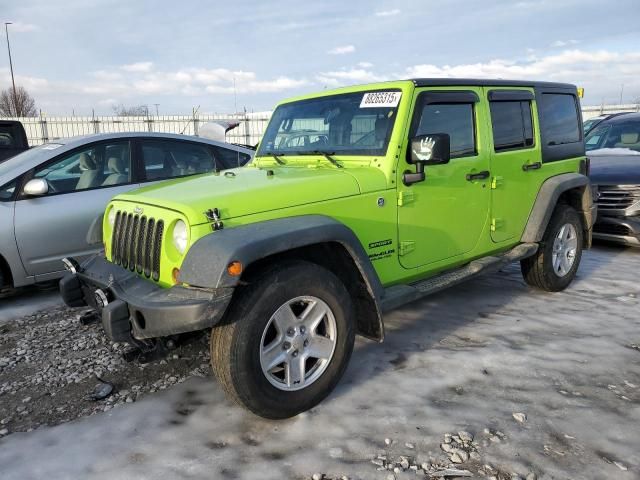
[0,245,639,480]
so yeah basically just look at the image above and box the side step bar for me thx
[380,243,538,313]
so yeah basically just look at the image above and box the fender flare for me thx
[521,173,595,244]
[180,214,384,300]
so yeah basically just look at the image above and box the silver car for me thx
[0,132,253,290]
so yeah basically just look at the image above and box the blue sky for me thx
[2,0,639,115]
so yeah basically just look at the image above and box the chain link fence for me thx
[4,112,273,147]
[5,103,640,146]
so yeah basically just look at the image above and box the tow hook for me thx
[122,337,178,364]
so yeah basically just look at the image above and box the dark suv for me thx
[586,112,640,246]
[0,121,29,163]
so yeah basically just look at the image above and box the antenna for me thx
[234,76,240,166]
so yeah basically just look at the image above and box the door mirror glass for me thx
[23,178,49,196]
[409,133,450,165]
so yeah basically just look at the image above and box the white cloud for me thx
[404,49,640,104]
[317,68,387,88]
[120,62,154,73]
[0,68,49,92]
[327,45,356,55]
[551,39,579,48]
[375,9,401,17]
[6,22,38,33]
[358,61,374,68]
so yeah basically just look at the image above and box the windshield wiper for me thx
[300,150,343,168]
[260,151,286,165]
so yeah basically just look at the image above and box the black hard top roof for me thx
[410,78,576,90]
[601,112,640,124]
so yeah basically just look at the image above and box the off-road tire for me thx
[521,204,583,292]
[210,260,355,419]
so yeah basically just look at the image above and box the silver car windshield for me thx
[0,144,64,180]
[257,91,401,157]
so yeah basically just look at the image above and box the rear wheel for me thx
[210,260,354,419]
[521,204,583,291]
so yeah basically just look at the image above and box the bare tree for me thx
[0,86,37,117]
[111,104,149,116]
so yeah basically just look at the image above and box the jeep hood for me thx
[113,166,363,225]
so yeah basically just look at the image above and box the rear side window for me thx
[415,103,476,158]
[212,146,252,168]
[0,124,24,149]
[540,94,580,146]
[140,140,216,181]
[490,101,534,152]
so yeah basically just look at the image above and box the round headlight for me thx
[108,208,116,227]
[172,220,188,255]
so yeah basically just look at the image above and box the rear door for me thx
[14,139,139,278]
[485,87,545,242]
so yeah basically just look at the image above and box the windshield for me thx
[583,117,603,134]
[585,119,640,153]
[257,90,401,157]
[0,143,64,178]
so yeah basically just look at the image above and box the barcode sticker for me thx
[360,91,402,108]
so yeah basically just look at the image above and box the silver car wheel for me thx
[259,295,337,392]
[552,223,578,277]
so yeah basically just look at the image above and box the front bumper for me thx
[593,214,640,247]
[60,255,234,342]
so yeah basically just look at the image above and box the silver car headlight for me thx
[108,208,116,227]
[172,220,188,254]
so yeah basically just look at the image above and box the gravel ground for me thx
[0,305,211,433]
[0,244,639,480]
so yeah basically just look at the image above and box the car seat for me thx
[614,132,640,151]
[76,153,101,189]
[102,157,128,185]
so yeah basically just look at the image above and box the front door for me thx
[14,140,138,278]
[397,87,491,269]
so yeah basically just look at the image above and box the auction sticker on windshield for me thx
[360,91,402,108]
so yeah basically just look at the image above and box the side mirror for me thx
[23,178,49,196]
[403,133,451,186]
[408,133,451,165]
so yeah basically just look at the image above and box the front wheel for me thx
[520,204,584,291]
[210,260,355,419]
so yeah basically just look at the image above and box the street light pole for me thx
[4,22,19,116]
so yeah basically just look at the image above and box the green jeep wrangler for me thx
[61,79,595,419]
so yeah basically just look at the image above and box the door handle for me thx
[522,162,542,171]
[466,170,490,181]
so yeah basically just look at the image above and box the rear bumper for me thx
[60,255,234,342]
[593,214,640,247]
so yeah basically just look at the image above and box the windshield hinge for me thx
[204,208,224,231]
[399,241,416,256]
[397,190,415,206]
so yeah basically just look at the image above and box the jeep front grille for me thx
[112,211,164,281]
[596,185,640,210]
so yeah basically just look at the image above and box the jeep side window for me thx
[415,103,476,158]
[489,101,534,152]
[540,93,580,146]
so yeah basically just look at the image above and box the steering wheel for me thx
[45,179,58,193]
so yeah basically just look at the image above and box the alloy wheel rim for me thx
[259,295,337,391]
[552,223,578,277]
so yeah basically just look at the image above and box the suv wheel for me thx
[210,260,355,419]
[520,204,584,292]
